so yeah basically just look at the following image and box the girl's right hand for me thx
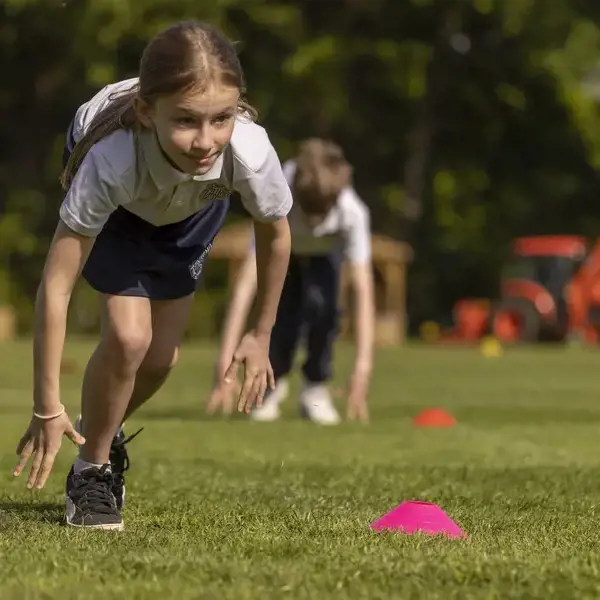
[13,410,85,490]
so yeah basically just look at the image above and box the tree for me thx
[2,0,600,332]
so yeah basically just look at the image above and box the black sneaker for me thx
[109,427,143,511]
[65,465,123,530]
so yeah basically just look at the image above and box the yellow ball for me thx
[480,336,502,358]
[420,321,440,344]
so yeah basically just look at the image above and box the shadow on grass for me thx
[0,500,64,525]
[141,407,249,422]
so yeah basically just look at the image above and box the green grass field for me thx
[1,340,600,599]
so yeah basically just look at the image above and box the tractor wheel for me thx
[490,298,542,344]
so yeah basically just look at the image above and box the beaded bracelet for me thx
[33,404,66,420]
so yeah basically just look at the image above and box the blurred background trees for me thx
[3,0,600,335]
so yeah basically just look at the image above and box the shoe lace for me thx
[110,427,144,474]
[73,465,118,515]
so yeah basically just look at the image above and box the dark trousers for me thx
[270,253,342,384]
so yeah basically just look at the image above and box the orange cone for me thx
[412,408,456,428]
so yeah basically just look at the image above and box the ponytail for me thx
[60,90,139,190]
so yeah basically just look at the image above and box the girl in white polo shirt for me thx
[12,21,292,531]
[207,139,374,425]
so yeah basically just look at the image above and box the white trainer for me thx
[250,377,290,422]
[299,382,341,426]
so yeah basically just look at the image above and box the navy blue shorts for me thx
[82,202,229,300]
[63,125,229,300]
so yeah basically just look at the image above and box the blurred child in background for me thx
[207,138,374,424]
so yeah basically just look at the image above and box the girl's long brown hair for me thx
[61,21,256,190]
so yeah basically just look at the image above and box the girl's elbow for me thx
[257,216,290,237]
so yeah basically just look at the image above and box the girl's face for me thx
[136,83,239,175]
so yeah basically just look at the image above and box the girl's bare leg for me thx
[79,294,152,465]
[123,294,195,421]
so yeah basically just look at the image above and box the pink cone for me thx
[370,501,467,538]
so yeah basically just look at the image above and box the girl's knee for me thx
[103,326,152,375]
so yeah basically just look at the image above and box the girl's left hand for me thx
[224,331,275,414]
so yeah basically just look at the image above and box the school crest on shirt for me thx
[200,183,230,204]
[189,243,212,280]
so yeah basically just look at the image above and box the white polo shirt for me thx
[280,160,371,264]
[60,78,293,237]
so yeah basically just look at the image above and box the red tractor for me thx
[443,235,600,344]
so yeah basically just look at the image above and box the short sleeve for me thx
[282,159,297,186]
[72,78,139,143]
[343,190,372,264]
[234,144,293,223]
[59,150,123,237]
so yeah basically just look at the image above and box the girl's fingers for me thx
[65,423,86,446]
[34,450,58,489]
[225,356,242,384]
[256,374,268,410]
[267,363,276,391]
[237,371,257,413]
[27,448,44,490]
[16,428,32,456]
[13,440,34,477]
[246,374,265,413]
[205,389,222,414]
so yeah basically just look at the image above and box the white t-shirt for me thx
[276,159,371,264]
[60,78,293,237]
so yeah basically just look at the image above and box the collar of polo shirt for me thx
[139,128,224,190]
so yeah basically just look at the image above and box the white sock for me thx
[73,457,108,474]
